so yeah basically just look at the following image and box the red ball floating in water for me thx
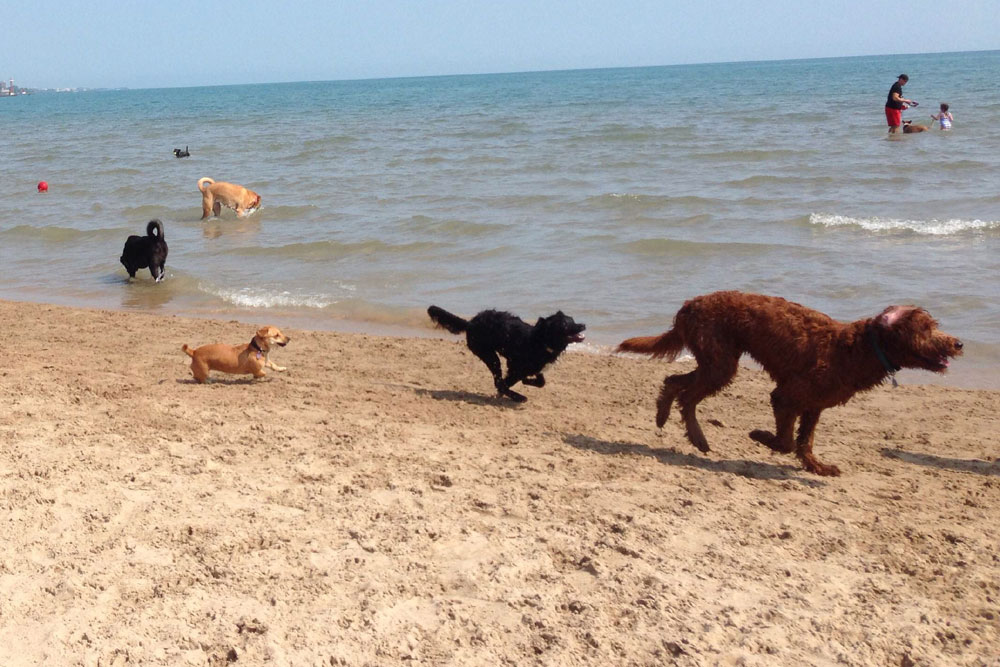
[37,181,49,193]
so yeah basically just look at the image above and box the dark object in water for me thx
[120,219,168,282]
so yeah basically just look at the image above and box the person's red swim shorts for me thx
[885,106,902,127]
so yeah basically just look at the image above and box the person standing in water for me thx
[885,74,916,134]
[931,103,954,130]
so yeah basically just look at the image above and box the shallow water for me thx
[2,51,998,387]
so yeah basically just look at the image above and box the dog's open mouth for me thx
[925,355,951,371]
[568,332,586,344]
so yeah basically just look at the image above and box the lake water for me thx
[2,50,998,388]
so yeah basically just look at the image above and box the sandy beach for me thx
[1,298,998,666]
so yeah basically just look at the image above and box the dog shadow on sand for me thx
[563,433,825,487]
[412,387,522,409]
[171,377,273,386]
[881,448,1000,477]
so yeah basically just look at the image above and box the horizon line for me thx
[25,47,999,93]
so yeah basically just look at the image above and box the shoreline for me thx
[3,291,996,391]
[2,298,998,664]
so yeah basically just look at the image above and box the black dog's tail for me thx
[428,306,468,334]
[146,219,164,239]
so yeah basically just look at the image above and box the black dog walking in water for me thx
[428,306,585,402]
[120,219,168,282]
[173,146,190,158]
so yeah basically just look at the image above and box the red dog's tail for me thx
[197,177,214,193]
[616,328,685,361]
[182,344,195,358]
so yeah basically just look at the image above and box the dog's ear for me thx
[877,306,912,328]
[256,326,270,339]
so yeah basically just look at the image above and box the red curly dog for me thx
[618,291,963,476]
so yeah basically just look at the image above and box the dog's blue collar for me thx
[868,329,900,388]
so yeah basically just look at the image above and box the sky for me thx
[2,0,997,89]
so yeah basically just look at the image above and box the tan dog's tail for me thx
[197,177,214,192]
[182,344,195,358]
[617,328,685,361]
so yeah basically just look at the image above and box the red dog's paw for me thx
[800,455,841,476]
[749,429,796,454]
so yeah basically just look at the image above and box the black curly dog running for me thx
[428,306,586,402]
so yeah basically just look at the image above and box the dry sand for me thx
[1,299,998,666]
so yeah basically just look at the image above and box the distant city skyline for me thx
[3,0,998,90]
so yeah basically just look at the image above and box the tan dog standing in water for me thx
[182,326,290,383]
[197,177,261,219]
[902,120,931,133]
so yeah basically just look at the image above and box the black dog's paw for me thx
[504,391,527,403]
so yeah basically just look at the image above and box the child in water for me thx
[930,103,953,130]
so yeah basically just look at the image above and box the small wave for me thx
[767,111,820,122]
[201,286,431,330]
[587,124,693,143]
[464,193,556,211]
[445,244,514,260]
[934,159,991,171]
[289,146,364,161]
[302,135,358,149]
[204,286,350,309]
[456,154,511,166]
[693,148,810,162]
[726,174,835,188]
[566,340,619,357]
[121,205,181,220]
[225,238,442,261]
[581,123,695,143]
[0,224,124,243]
[809,213,1000,235]
[257,204,322,221]
[586,193,713,211]
[621,237,774,258]
[444,121,531,140]
[98,167,143,177]
[405,215,505,237]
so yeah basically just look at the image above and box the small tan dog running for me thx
[197,177,261,219]
[182,326,290,383]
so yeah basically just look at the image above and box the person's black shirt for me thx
[886,81,905,109]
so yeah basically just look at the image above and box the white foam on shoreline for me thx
[204,286,339,310]
[568,340,695,362]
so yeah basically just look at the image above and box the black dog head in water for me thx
[173,146,190,158]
